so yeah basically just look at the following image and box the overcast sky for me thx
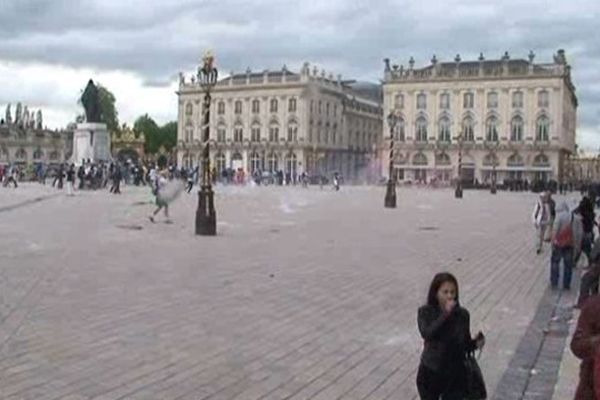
[0,0,599,150]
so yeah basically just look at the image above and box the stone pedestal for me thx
[71,123,111,165]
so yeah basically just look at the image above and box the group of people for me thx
[530,190,600,399]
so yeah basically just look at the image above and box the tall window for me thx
[217,101,225,115]
[395,118,405,141]
[185,103,193,115]
[463,93,474,109]
[394,93,404,109]
[416,117,428,142]
[288,98,297,112]
[318,100,322,114]
[512,92,523,108]
[267,153,278,172]
[252,99,260,114]
[462,117,474,141]
[269,124,279,142]
[511,116,523,141]
[251,124,261,142]
[326,103,330,115]
[185,127,193,142]
[234,125,243,142]
[234,100,242,114]
[332,125,337,145]
[270,98,278,112]
[287,122,298,142]
[417,93,427,110]
[33,148,43,160]
[215,153,226,173]
[438,117,451,142]
[250,152,261,173]
[440,93,450,110]
[536,116,550,141]
[538,90,549,108]
[486,116,498,141]
[217,126,226,142]
[487,92,498,109]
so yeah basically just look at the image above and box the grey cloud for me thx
[0,0,599,143]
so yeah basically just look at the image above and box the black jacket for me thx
[417,304,476,372]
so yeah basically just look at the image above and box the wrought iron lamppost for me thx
[384,112,398,208]
[455,132,463,198]
[195,51,218,236]
[490,143,498,195]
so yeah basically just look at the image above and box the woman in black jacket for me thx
[416,272,485,399]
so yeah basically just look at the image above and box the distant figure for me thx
[333,172,340,191]
[550,201,581,290]
[532,192,552,254]
[66,164,75,196]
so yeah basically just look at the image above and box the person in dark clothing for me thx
[111,165,122,194]
[53,164,64,189]
[77,165,85,189]
[417,272,485,400]
[571,295,600,400]
[576,196,596,267]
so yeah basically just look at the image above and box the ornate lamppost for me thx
[384,112,398,208]
[195,51,218,236]
[490,144,498,194]
[455,132,463,198]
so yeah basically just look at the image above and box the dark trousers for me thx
[416,365,464,400]
[550,245,574,289]
[186,181,193,193]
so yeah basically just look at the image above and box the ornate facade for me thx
[176,63,383,182]
[382,49,577,185]
[111,124,145,162]
[0,103,71,167]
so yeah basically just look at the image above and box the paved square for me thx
[0,184,567,399]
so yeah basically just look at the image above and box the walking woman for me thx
[417,272,485,399]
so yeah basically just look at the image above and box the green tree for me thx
[159,121,177,151]
[134,114,160,153]
[97,85,119,133]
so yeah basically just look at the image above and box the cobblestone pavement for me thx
[0,183,579,399]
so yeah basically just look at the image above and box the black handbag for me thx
[464,351,487,400]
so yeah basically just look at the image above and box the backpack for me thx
[553,214,574,247]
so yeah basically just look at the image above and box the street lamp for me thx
[491,146,498,194]
[455,132,463,198]
[384,112,398,208]
[195,51,218,236]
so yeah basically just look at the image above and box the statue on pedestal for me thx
[15,102,22,125]
[5,104,11,124]
[36,110,43,130]
[80,79,102,123]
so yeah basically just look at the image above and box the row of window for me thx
[401,152,549,166]
[310,100,338,116]
[208,98,298,116]
[395,90,551,111]
[0,147,61,160]
[393,115,551,143]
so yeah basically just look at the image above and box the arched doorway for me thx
[231,152,243,171]
[117,148,140,164]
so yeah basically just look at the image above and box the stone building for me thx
[176,63,383,183]
[0,103,71,169]
[382,49,577,186]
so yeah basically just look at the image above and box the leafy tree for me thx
[134,114,160,153]
[97,85,119,133]
[159,121,177,151]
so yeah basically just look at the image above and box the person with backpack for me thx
[550,201,582,290]
[571,294,600,400]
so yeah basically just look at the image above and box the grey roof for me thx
[345,81,382,102]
